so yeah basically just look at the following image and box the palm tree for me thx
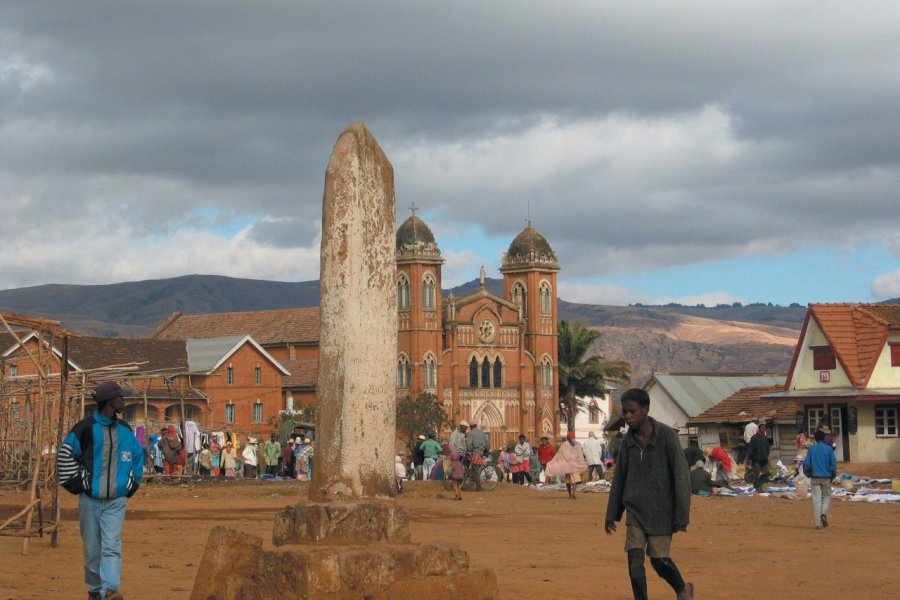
[557,320,631,432]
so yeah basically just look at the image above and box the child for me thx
[448,449,465,500]
[605,388,693,600]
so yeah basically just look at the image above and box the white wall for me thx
[647,385,690,431]
[570,394,611,446]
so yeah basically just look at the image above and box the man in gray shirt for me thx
[605,388,693,600]
[465,420,489,491]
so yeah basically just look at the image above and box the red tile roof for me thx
[151,308,320,345]
[808,303,900,388]
[689,385,796,424]
[281,359,318,388]
[66,337,188,372]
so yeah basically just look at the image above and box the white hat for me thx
[248,437,258,444]
[459,420,468,427]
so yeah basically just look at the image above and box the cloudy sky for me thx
[2,2,899,306]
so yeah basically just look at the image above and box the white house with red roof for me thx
[768,303,900,462]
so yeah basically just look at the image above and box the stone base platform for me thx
[191,503,499,600]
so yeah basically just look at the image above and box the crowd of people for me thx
[404,420,615,495]
[146,428,318,481]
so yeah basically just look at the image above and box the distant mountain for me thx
[0,275,320,337]
[2,274,895,386]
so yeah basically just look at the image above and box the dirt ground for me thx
[2,463,899,600]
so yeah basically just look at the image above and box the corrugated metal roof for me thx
[651,373,786,417]
[186,335,245,373]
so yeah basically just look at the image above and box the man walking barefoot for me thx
[605,388,694,600]
[58,381,143,600]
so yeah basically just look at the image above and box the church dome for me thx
[501,225,559,271]
[396,215,442,261]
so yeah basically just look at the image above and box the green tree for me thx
[396,392,451,456]
[557,320,631,432]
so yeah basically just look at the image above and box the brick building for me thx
[144,213,564,444]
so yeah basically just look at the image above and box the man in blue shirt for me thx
[58,381,143,600]
[802,428,837,529]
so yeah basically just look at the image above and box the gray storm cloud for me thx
[1,1,898,294]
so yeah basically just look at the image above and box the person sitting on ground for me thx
[703,446,736,486]
[683,446,704,470]
[545,431,589,499]
[689,458,724,495]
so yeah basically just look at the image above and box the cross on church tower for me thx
[409,202,418,217]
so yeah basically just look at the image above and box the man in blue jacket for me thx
[58,381,143,600]
[802,428,837,529]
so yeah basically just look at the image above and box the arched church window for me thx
[422,273,436,310]
[481,357,491,388]
[539,281,552,315]
[397,355,411,388]
[423,354,437,389]
[397,275,410,311]
[540,357,553,389]
[469,357,479,388]
[512,282,527,317]
[493,358,503,388]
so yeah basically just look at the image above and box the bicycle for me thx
[443,452,500,492]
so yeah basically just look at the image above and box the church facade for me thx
[396,211,561,450]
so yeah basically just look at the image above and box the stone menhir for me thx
[312,122,398,502]
[190,123,499,599]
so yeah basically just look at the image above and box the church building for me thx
[396,209,561,450]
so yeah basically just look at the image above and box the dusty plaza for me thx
[2,465,899,600]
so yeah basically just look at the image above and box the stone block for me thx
[189,526,263,600]
[194,533,494,600]
[273,502,410,546]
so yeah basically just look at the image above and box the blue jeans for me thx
[79,494,126,595]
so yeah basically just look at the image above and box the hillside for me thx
[3,274,892,386]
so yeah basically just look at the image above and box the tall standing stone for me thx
[311,122,397,501]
